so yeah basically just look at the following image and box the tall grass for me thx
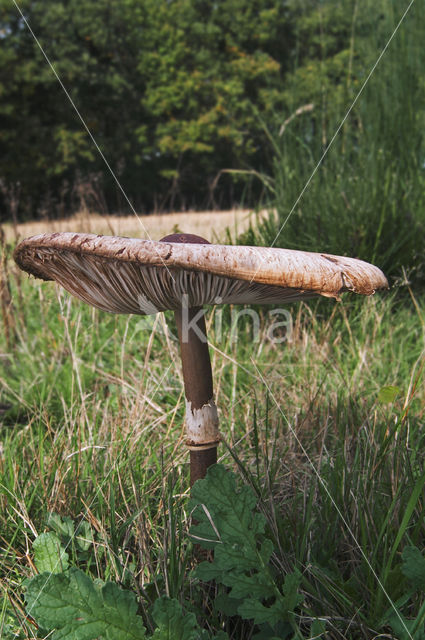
[241,0,425,286]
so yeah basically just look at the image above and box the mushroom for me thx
[14,232,388,485]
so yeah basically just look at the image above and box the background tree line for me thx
[0,1,416,216]
[0,0,294,218]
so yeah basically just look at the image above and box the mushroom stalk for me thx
[174,305,219,486]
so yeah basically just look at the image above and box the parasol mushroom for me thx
[14,231,388,485]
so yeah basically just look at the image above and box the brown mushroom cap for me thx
[14,232,388,314]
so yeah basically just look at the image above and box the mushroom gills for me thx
[21,248,319,314]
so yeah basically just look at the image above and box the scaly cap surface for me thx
[14,232,388,314]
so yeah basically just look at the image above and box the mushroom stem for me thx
[174,306,219,486]
[189,447,218,486]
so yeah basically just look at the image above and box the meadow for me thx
[1,213,425,638]
[1,3,425,636]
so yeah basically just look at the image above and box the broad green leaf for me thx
[192,466,273,601]
[237,572,303,626]
[219,559,275,600]
[199,632,229,640]
[280,572,304,613]
[310,619,327,637]
[25,567,146,639]
[213,592,242,616]
[402,546,425,591]
[377,385,400,404]
[151,597,198,640]
[237,599,290,626]
[47,513,75,540]
[252,620,294,640]
[190,464,266,552]
[387,612,425,640]
[74,520,94,552]
[190,465,303,628]
[46,513,94,553]
[33,532,69,574]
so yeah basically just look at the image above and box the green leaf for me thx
[25,567,146,639]
[252,620,293,639]
[237,572,303,626]
[213,592,242,616]
[33,532,69,574]
[151,597,198,640]
[75,520,95,552]
[199,632,229,640]
[377,385,400,404]
[402,546,425,591]
[237,599,288,626]
[252,622,294,640]
[47,513,75,540]
[310,619,327,638]
[387,612,425,640]
[46,513,94,553]
[280,571,305,614]
[190,465,303,628]
[190,464,265,553]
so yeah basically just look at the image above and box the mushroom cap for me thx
[14,232,388,315]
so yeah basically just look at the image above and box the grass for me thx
[239,0,425,288]
[1,230,425,637]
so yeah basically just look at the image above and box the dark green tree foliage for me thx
[137,0,293,210]
[0,0,147,217]
[0,0,293,218]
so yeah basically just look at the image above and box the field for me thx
[1,211,425,639]
[2,209,262,244]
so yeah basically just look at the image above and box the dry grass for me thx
[3,208,265,244]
